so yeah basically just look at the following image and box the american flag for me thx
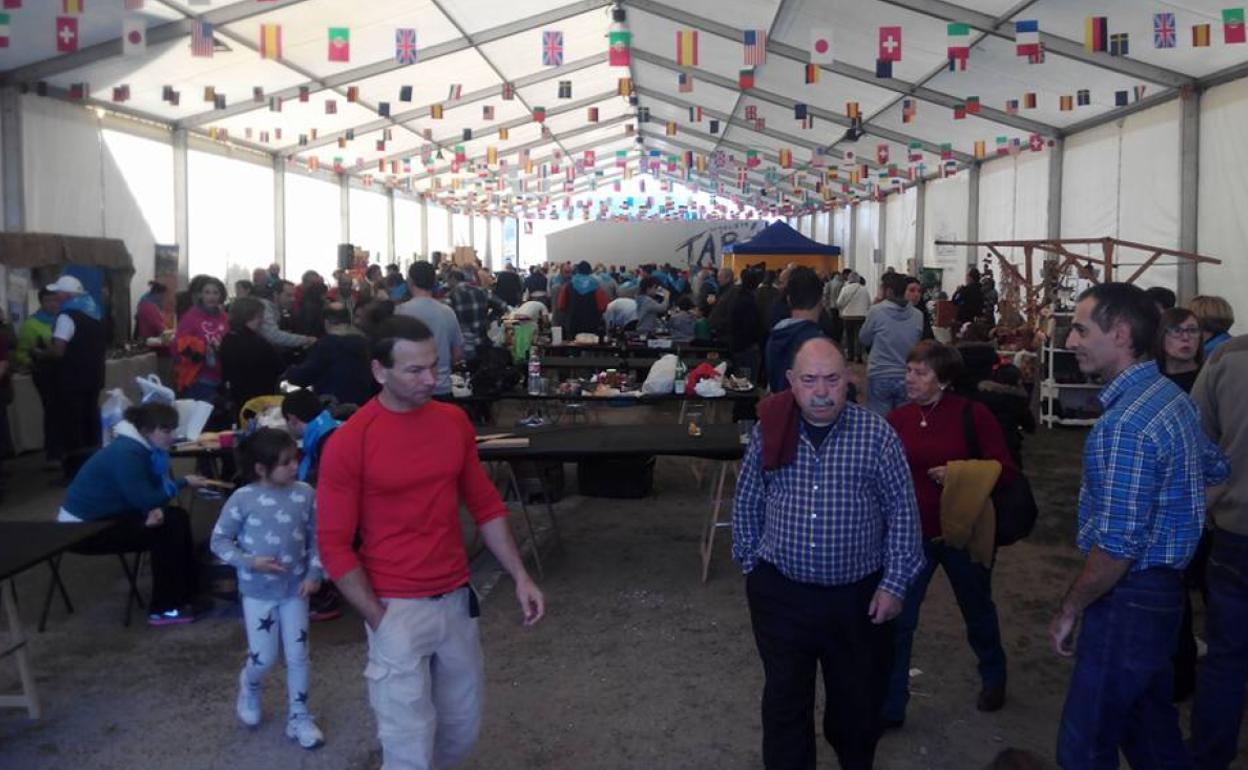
[191,20,213,57]
[395,28,417,64]
[542,30,563,66]
[743,29,766,66]
[1154,13,1176,49]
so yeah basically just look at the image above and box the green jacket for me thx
[16,315,52,369]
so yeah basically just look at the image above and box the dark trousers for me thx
[1173,531,1211,702]
[57,387,101,476]
[746,561,894,770]
[1057,568,1189,770]
[77,508,197,613]
[884,539,1007,722]
[33,373,62,462]
[842,318,865,363]
[1192,528,1248,770]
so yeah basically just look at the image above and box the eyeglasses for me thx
[1165,326,1202,338]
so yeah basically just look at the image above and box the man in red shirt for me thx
[317,315,544,770]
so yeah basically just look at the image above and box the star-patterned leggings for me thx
[240,595,311,716]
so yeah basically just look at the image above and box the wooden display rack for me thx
[933,237,1222,319]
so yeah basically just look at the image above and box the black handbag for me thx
[961,402,1039,546]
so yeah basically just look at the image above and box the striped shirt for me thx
[1077,361,1230,570]
[732,403,924,598]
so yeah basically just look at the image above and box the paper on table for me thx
[477,438,531,449]
[175,399,214,441]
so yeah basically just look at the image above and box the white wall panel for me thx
[349,187,389,267]
[923,173,970,295]
[284,172,340,282]
[394,196,422,268]
[1061,121,1120,275]
[854,202,880,291]
[1199,77,1248,324]
[188,150,274,288]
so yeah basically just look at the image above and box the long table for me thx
[0,521,112,718]
[478,424,745,581]
[540,342,731,359]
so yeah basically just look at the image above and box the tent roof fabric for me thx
[0,0,1246,217]
[725,220,840,255]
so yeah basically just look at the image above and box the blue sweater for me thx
[62,434,185,520]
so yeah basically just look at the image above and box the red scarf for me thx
[757,391,802,470]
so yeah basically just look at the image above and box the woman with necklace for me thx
[882,340,1017,728]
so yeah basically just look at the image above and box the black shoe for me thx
[977,684,1006,712]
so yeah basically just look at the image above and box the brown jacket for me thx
[940,459,1001,566]
[1193,335,1248,534]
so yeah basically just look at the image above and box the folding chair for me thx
[39,547,146,631]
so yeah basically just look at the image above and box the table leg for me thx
[500,463,544,580]
[0,578,41,719]
[699,461,738,583]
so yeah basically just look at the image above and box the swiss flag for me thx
[56,16,78,52]
[878,25,902,62]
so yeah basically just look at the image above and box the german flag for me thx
[1085,16,1108,52]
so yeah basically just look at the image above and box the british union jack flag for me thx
[1154,13,1176,49]
[395,28,417,64]
[542,30,564,66]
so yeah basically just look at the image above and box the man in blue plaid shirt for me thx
[734,337,922,770]
[1051,283,1229,770]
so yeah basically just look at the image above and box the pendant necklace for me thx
[919,397,942,428]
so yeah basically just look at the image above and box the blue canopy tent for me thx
[723,221,841,273]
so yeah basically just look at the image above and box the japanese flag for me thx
[810,28,834,64]
[123,17,146,56]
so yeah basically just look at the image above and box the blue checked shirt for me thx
[733,403,924,598]
[1078,361,1230,570]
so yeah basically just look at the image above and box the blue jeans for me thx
[866,375,908,416]
[1192,528,1248,770]
[883,539,1007,722]
[1057,568,1189,770]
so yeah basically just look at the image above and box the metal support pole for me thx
[339,174,350,245]
[419,197,429,258]
[172,128,190,287]
[272,156,286,275]
[847,205,858,272]
[1,87,25,233]
[914,180,926,270]
[1178,88,1200,303]
[966,164,980,269]
[1047,138,1064,239]
[385,187,396,264]
[877,198,889,269]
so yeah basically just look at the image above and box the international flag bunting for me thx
[203,85,216,102]
[399,85,412,101]
[56,16,78,52]
[587,107,599,122]
[810,28,834,64]
[1193,23,1211,46]
[448,83,462,100]
[846,102,860,120]
[745,105,757,120]
[709,119,720,134]
[1109,32,1129,56]
[461,128,472,142]
[678,72,693,92]
[754,117,766,131]
[214,94,226,110]
[191,20,213,57]
[1077,88,1090,106]
[503,82,516,100]
[1029,133,1045,152]
[396,28,417,64]
[1024,92,1036,109]
[347,86,358,102]
[1085,16,1108,52]
[112,85,130,103]
[325,99,336,114]
[1015,19,1040,57]
[747,149,760,168]
[875,59,892,78]
[666,121,677,136]
[966,95,980,114]
[68,82,88,101]
[805,63,820,84]
[161,86,177,104]
[744,29,767,65]
[947,22,970,69]
[996,136,1009,156]
[794,103,808,121]
[499,126,509,139]
[779,149,793,169]
[617,77,632,96]
[902,99,916,123]
[328,27,349,62]
[908,142,923,162]
[123,17,146,56]
[676,29,698,66]
[533,106,546,122]
[608,23,631,66]
[878,26,902,61]
[1226,8,1246,43]
[378,101,389,116]
[953,103,966,120]
[542,30,564,66]
[1060,94,1073,111]
[482,105,494,120]
[62,0,82,13]
[1154,13,1176,49]
[125,0,143,8]
[637,106,649,122]
[252,86,264,104]
[558,80,571,98]
[1115,90,1129,106]
[876,144,889,164]
[689,106,702,121]
[260,24,281,59]
[1135,85,1147,101]
[430,103,443,118]
[739,68,755,89]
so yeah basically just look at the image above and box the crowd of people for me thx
[1,251,1246,770]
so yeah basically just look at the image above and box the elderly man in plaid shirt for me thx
[734,336,923,770]
[1051,283,1229,770]
[446,269,508,361]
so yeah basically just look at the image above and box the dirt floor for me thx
[1,405,1244,770]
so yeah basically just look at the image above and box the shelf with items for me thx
[1041,314,1102,428]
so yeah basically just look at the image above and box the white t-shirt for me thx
[53,314,76,343]
[513,301,550,323]
[604,298,638,330]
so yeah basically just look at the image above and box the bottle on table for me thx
[527,347,543,395]
[674,358,688,395]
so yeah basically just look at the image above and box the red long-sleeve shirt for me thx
[887,393,1016,539]
[316,397,508,598]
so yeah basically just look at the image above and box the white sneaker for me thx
[236,671,261,728]
[286,713,324,749]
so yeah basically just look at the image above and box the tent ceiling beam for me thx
[706,0,791,160]
[0,0,318,84]
[639,130,837,196]
[873,0,1194,89]
[627,0,1059,137]
[178,0,611,128]
[630,49,975,164]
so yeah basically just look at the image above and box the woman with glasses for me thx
[1157,307,1204,394]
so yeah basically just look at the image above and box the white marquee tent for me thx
[1,0,1247,317]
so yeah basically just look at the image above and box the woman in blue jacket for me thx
[59,402,209,626]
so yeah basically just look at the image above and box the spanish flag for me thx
[805,63,820,84]
[974,140,986,159]
[498,127,509,140]
[676,29,698,66]
[779,148,792,168]
[1193,23,1211,47]
[846,101,860,120]
[260,24,282,59]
